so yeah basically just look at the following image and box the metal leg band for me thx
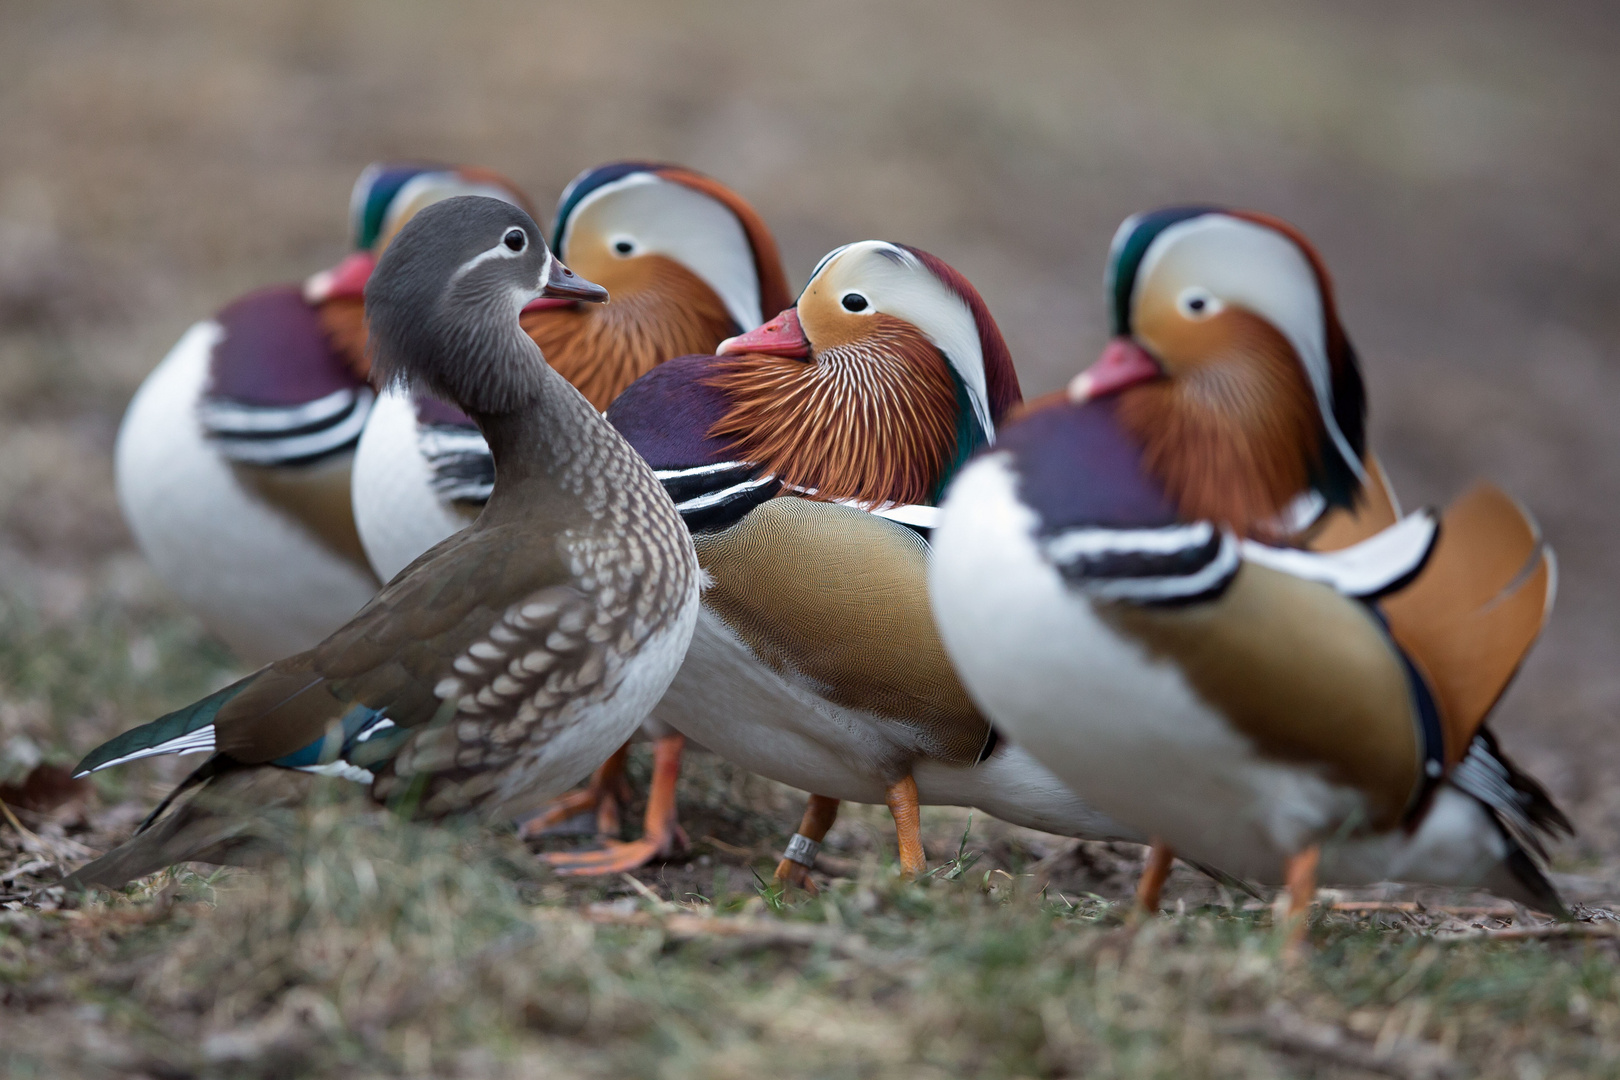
[782,833,821,868]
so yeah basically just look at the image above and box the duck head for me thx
[1073,207,1368,537]
[364,197,605,418]
[521,162,791,409]
[708,240,1021,507]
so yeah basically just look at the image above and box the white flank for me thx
[351,386,478,582]
[116,321,380,663]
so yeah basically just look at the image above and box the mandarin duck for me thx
[601,240,1138,886]
[65,196,699,890]
[929,207,1570,928]
[351,161,790,579]
[349,161,790,870]
[115,162,533,663]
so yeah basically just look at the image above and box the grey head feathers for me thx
[365,196,606,417]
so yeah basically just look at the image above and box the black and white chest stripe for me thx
[419,424,497,504]
[1038,510,1438,607]
[656,460,782,532]
[652,460,951,538]
[199,385,376,467]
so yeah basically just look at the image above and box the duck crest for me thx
[706,316,965,507]
[522,256,736,411]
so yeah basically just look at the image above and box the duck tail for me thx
[60,766,316,891]
[72,672,257,778]
[1452,731,1574,916]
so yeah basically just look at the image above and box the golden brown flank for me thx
[523,255,735,411]
[708,314,964,507]
[694,497,992,772]
[1117,306,1322,541]
[1104,561,1422,828]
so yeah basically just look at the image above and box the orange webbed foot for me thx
[541,827,690,876]
[774,856,820,895]
[540,734,688,877]
[518,743,633,839]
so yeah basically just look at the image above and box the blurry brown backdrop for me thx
[3,1,1618,853]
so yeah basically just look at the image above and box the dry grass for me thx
[6,790,1620,1079]
[3,2,1620,1076]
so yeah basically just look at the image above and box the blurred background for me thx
[2,0,1618,855]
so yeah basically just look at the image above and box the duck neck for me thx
[469,360,607,525]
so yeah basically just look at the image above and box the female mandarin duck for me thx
[929,207,1570,927]
[116,162,532,663]
[600,240,1138,885]
[349,161,790,868]
[66,197,699,889]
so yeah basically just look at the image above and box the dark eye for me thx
[1177,286,1222,319]
[614,240,634,255]
[841,292,869,312]
[503,229,526,252]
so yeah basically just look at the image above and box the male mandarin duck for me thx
[348,161,790,866]
[928,207,1570,926]
[115,162,533,663]
[601,240,1138,885]
[350,160,790,580]
[65,196,699,889]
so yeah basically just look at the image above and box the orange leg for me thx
[1135,839,1175,915]
[774,794,842,894]
[542,735,689,875]
[885,776,927,878]
[1281,844,1321,951]
[517,742,633,839]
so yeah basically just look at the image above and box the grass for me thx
[1,579,1619,1078]
[5,782,1620,1078]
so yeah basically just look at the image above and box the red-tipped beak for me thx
[717,307,811,359]
[303,251,375,303]
[1068,338,1164,403]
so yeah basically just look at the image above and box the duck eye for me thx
[612,237,636,256]
[503,229,526,252]
[1177,287,1221,319]
[841,292,869,313]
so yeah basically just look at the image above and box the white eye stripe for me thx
[451,226,534,282]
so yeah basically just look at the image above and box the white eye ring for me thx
[840,291,872,313]
[502,228,527,252]
[609,235,637,257]
[1177,287,1222,319]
